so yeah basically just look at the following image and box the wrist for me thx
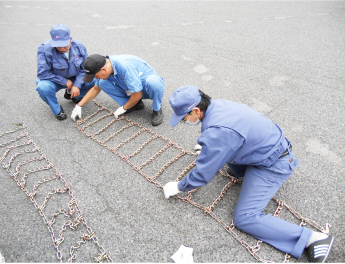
[176,181,180,191]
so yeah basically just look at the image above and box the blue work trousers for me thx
[99,75,165,111]
[36,77,95,115]
[228,152,312,259]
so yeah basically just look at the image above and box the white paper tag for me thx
[171,245,194,263]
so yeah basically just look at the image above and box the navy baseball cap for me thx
[169,86,201,127]
[50,24,71,47]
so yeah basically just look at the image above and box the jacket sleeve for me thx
[37,44,68,86]
[73,43,88,88]
[178,127,244,192]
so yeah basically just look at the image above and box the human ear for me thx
[192,107,200,116]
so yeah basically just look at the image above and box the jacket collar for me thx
[106,55,118,75]
[201,99,214,132]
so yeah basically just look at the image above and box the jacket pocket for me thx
[72,57,83,70]
[53,64,68,78]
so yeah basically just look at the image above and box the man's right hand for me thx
[71,105,82,121]
[66,79,74,89]
[194,144,202,155]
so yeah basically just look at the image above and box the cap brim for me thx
[170,112,185,127]
[83,73,95,83]
[50,39,71,47]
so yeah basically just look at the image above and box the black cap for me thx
[83,54,106,83]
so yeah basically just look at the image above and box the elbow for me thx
[37,67,48,79]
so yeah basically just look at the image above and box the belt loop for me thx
[286,138,292,154]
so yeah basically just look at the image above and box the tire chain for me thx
[0,124,112,263]
[74,100,331,263]
[1,100,331,263]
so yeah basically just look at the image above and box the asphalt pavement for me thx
[0,1,344,263]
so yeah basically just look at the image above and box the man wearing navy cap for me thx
[36,24,95,120]
[163,86,334,262]
[70,54,165,126]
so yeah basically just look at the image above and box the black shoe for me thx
[125,99,145,114]
[55,107,67,120]
[152,109,163,126]
[72,97,82,104]
[64,89,71,100]
[226,167,235,177]
[306,236,334,263]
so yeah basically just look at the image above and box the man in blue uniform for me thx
[36,24,95,120]
[71,54,165,126]
[163,86,334,262]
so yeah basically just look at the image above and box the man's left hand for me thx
[114,106,127,118]
[163,182,180,199]
[70,86,80,98]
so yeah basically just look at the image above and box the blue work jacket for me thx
[37,39,88,88]
[95,55,159,93]
[178,99,291,192]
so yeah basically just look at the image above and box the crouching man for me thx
[71,54,165,126]
[36,24,95,120]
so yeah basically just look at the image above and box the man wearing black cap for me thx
[36,24,95,120]
[70,54,165,126]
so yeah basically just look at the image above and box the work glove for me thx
[194,144,202,155]
[71,105,82,121]
[114,106,127,118]
[163,181,181,199]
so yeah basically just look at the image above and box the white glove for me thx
[171,245,194,263]
[163,182,181,199]
[194,144,202,155]
[71,105,82,121]
[114,106,127,118]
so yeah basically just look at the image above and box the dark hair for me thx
[197,89,211,112]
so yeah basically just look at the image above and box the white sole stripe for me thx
[315,245,329,249]
[315,252,328,258]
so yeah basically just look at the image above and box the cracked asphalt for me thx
[0,1,344,263]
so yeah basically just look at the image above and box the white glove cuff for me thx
[194,144,202,151]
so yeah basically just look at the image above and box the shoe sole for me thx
[55,115,67,120]
[152,115,163,126]
[152,119,163,126]
[321,236,334,263]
